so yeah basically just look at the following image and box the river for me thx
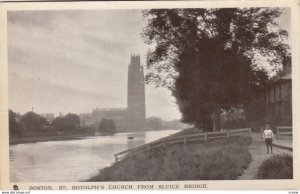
[9,129,181,182]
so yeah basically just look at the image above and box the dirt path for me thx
[238,139,291,180]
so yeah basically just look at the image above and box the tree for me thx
[51,113,80,131]
[51,117,67,131]
[142,8,290,131]
[20,111,49,134]
[145,117,163,130]
[64,113,80,130]
[9,110,21,136]
[98,118,117,135]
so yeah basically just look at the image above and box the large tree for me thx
[142,8,290,131]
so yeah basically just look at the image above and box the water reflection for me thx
[9,129,180,182]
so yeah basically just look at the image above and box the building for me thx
[219,57,292,130]
[84,54,146,132]
[127,54,146,131]
[91,108,128,130]
[79,113,94,126]
[265,59,292,126]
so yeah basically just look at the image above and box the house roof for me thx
[270,67,291,83]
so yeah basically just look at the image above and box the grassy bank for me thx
[88,136,251,181]
[257,154,293,179]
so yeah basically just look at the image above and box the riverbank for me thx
[9,128,188,145]
[88,136,251,181]
[9,134,95,145]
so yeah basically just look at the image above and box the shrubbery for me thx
[257,154,293,179]
[98,118,117,135]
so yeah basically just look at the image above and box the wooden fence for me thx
[114,128,251,162]
[276,126,292,139]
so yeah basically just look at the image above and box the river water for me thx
[9,129,180,182]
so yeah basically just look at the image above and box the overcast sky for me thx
[8,9,181,120]
[7,9,290,120]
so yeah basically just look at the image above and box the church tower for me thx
[127,54,146,131]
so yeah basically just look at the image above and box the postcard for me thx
[0,0,299,190]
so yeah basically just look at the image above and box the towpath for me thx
[238,132,292,180]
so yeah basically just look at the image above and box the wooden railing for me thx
[114,128,251,162]
[276,126,292,139]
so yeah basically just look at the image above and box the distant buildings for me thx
[79,113,93,126]
[80,54,146,132]
[91,108,128,131]
[219,57,292,130]
[144,117,190,130]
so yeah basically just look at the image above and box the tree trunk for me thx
[211,110,221,131]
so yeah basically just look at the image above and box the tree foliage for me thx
[145,117,163,130]
[20,111,49,133]
[9,110,21,136]
[64,113,80,129]
[51,117,66,131]
[142,8,290,130]
[51,113,80,131]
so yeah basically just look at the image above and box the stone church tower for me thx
[127,54,146,131]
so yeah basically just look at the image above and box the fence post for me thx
[204,134,207,142]
[248,128,251,136]
[114,154,118,162]
[183,136,186,145]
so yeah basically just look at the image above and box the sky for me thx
[8,9,181,120]
[7,8,290,120]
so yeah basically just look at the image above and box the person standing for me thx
[263,124,274,154]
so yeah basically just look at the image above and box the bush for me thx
[98,118,117,134]
[257,154,293,179]
[88,136,252,181]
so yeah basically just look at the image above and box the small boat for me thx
[127,136,134,139]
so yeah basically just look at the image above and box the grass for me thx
[88,136,252,181]
[257,154,293,179]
